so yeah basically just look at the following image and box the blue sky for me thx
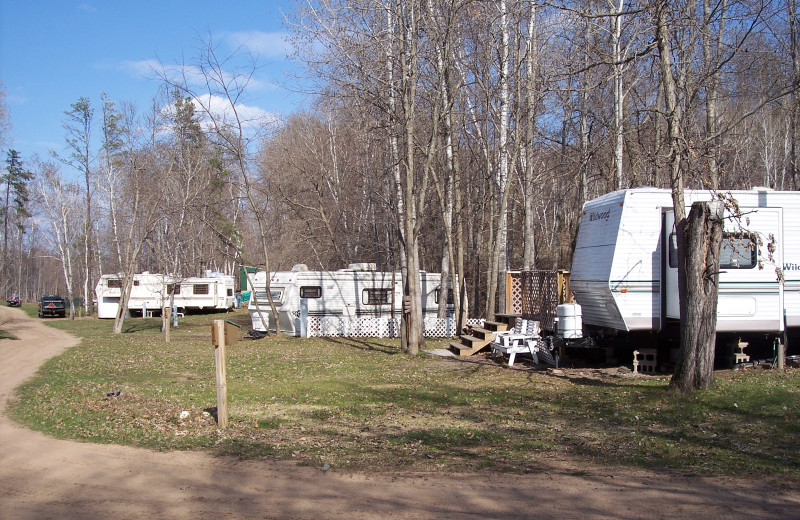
[0,0,307,166]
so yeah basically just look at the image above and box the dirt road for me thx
[0,306,798,519]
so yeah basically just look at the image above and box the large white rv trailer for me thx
[570,187,799,336]
[95,272,235,318]
[248,263,448,335]
[95,272,167,319]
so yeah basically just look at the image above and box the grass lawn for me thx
[9,308,800,480]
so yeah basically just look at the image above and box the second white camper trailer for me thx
[248,263,450,336]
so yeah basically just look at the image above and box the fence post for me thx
[212,319,228,428]
[505,271,514,314]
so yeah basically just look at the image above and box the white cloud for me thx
[190,94,280,129]
[121,60,206,84]
[156,94,279,137]
[121,59,161,79]
[225,31,293,59]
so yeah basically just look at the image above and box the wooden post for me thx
[505,271,514,315]
[213,319,229,428]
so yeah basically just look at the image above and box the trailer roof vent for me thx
[291,264,309,272]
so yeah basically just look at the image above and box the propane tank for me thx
[555,303,583,339]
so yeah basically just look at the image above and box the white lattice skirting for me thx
[305,316,484,338]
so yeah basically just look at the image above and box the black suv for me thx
[38,295,66,318]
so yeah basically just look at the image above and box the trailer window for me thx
[193,284,209,295]
[669,231,758,269]
[107,279,122,289]
[668,232,678,268]
[255,289,282,302]
[720,232,757,269]
[300,286,322,298]
[167,284,181,295]
[227,288,233,297]
[133,280,140,287]
[363,288,391,305]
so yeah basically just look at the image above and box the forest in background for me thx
[1,0,798,321]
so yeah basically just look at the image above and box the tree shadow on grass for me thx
[122,320,165,334]
[320,336,400,355]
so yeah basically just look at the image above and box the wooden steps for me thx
[483,320,510,331]
[447,314,519,357]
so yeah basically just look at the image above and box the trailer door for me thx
[664,207,784,332]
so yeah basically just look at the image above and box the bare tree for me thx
[107,100,171,334]
[56,98,95,316]
[34,160,79,319]
[159,34,281,334]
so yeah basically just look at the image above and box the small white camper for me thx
[570,187,799,336]
[248,263,450,336]
[95,272,235,318]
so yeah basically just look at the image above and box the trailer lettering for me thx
[589,209,611,222]
[785,262,800,271]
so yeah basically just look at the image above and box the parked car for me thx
[6,293,21,307]
[38,295,66,318]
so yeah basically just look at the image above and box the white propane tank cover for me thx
[556,303,583,339]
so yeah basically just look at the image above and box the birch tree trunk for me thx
[384,1,410,348]
[487,0,511,319]
[523,1,538,270]
[612,0,625,190]
[35,162,78,319]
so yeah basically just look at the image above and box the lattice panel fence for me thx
[520,270,560,332]
[306,316,484,338]
[506,271,523,315]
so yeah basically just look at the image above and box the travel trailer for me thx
[95,272,234,318]
[569,187,799,338]
[248,263,450,336]
[165,274,235,312]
